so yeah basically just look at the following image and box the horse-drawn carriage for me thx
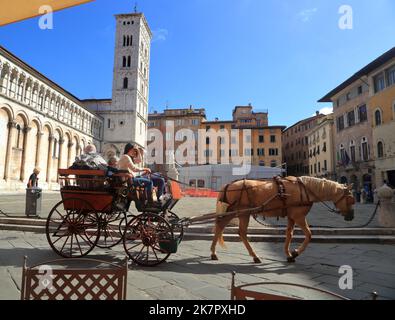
[46,170,358,267]
[46,169,184,267]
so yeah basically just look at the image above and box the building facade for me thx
[319,47,395,194]
[282,112,325,177]
[147,107,207,172]
[367,50,395,187]
[147,105,285,174]
[307,114,336,179]
[0,9,152,191]
[0,46,104,190]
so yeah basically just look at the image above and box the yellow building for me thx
[368,50,395,187]
[307,115,336,179]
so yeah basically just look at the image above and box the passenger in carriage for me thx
[72,144,108,170]
[129,146,167,201]
[119,143,156,205]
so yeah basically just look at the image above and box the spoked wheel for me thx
[123,213,174,267]
[94,211,127,249]
[166,211,184,242]
[46,199,100,258]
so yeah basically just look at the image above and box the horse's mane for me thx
[299,176,344,199]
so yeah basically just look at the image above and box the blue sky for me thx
[0,0,394,127]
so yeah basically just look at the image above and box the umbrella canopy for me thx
[0,0,95,26]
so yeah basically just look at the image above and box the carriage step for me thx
[183,233,395,244]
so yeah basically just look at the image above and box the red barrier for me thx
[183,188,219,198]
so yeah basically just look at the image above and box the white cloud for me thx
[298,8,318,22]
[314,107,333,116]
[153,28,169,42]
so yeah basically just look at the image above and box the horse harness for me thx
[223,177,315,218]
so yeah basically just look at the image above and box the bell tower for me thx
[107,11,152,151]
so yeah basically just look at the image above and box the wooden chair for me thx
[230,272,350,300]
[21,257,128,300]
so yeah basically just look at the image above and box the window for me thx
[318,162,321,173]
[323,142,327,152]
[107,119,111,129]
[269,148,278,156]
[122,56,127,67]
[197,180,205,188]
[206,137,210,145]
[259,161,265,167]
[347,110,355,127]
[127,56,131,68]
[246,135,251,143]
[123,36,126,46]
[375,109,382,126]
[374,73,385,93]
[358,86,363,95]
[324,160,327,171]
[257,148,265,156]
[337,116,345,131]
[270,135,276,143]
[191,119,199,126]
[361,137,369,161]
[123,78,128,89]
[387,65,395,87]
[231,136,237,144]
[244,149,252,156]
[377,141,384,158]
[271,161,277,168]
[220,125,225,130]
[358,105,367,122]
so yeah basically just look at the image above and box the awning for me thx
[0,0,95,26]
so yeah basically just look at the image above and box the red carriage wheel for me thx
[123,213,175,267]
[46,199,100,258]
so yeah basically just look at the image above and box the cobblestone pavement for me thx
[0,192,380,228]
[0,229,394,300]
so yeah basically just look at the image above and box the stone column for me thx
[20,126,32,181]
[35,131,44,168]
[377,184,395,227]
[58,138,65,171]
[46,135,54,183]
[3,121,17,180]
[67,142,74,167]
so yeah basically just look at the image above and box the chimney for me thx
[316,111,319,116]
[215,117,219,122]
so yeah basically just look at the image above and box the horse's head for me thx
[334,185,355,221]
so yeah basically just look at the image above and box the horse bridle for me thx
[301,181,353,215]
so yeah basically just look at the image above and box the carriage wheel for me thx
[123,213,174,267]
[167,211,184,242]
[46,199,100,258]
[94,211,127,249]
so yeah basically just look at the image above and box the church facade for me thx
[0,11,151,191]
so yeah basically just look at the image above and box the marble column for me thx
[20,126,32,181]
[3,121,17,180]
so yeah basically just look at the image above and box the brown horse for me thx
[210,176,355,263]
